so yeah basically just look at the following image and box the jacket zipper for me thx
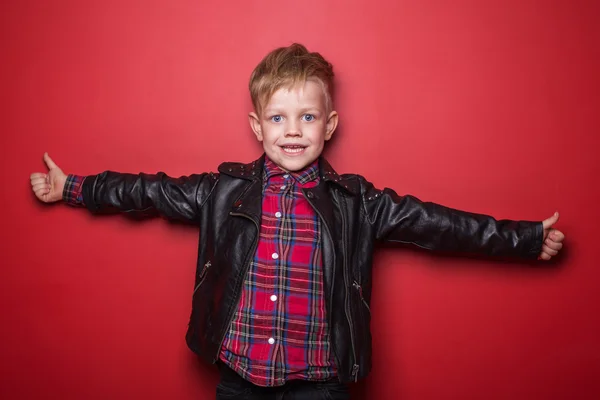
[339,194,359,382]
[353,280,371,315]
[193,261,211,294]
[215,211,260,362]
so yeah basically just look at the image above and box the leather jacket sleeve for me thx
[81,171,218,222]
[362,181,543,258]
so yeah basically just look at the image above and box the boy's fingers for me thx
[542,244,558,257]
[43,152,59,170]
[34,188,50,197]
[539,252,551,261]
[30,173,47,180]
[544,239,563,251]
[31,178,48,186]
[552,230,565,242]
[542,212,559,230]
[32,183,50,191]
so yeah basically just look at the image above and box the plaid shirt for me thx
[63,157,335,387]
[219,157,335,387]
[63,175,85,205]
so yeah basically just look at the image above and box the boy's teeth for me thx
[283,146,304,153]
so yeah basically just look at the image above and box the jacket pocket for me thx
[193,261,211,294]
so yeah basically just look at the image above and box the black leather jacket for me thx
[80,154,543,383]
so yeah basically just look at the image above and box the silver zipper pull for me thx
[204,261,211,269]
[352,364,360,382]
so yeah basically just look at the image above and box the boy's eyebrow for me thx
[263,106,322,114]
[298,107,321,114]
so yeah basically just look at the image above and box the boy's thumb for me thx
[542,211,559,230]
[44,152,58,170]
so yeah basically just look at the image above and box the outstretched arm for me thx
[30,153,218,222]
[364,182,564,260]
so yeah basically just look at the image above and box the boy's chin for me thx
[270,156,317,172]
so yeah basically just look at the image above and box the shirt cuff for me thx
[63,174,85,206]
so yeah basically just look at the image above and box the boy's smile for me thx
[249,79,338,172]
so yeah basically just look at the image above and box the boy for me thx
[30,43,564,400]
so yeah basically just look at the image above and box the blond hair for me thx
[249,43,334,114]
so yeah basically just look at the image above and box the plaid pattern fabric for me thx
[219,157,336,387]
[63,174,85,205]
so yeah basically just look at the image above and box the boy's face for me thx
[249,79,338,172]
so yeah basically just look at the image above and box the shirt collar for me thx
[264,156,320,184]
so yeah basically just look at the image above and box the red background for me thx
[2,0,599,399]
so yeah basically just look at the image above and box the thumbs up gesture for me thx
[30,153,67,203]
[539,212,565,260]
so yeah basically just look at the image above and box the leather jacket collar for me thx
[218,154,359,195]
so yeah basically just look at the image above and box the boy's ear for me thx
[249,112,263,141]
[325,110,339,141]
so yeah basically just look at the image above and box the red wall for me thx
[2,0,599,399]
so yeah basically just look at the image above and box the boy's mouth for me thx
[281,145,306,154]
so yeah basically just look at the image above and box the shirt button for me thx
[272,253,279,260]
[268,337,275,345]
[270,294,277,302]
[275,212,282,218]
[283,174,289,179]
[280,185,286,190]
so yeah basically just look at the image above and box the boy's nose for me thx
[285,122,302,137]
[285,130,301,137]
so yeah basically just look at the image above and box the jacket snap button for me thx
[234,200,242,208]
[306,192,314,198]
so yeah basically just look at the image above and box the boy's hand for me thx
[30,153,67,203]
[539,212,565,260]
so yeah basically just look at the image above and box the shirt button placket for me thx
[270,175,286,371]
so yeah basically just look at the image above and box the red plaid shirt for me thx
[63,175,85,205]
[219,157,335,387]
[63,157,336,387]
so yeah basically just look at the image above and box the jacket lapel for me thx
[303,181,338,311]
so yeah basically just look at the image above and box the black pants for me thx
[216,363,350,400]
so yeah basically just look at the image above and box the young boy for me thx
[30,43,564,400]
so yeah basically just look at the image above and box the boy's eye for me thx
[302,114,315,122]
[271,115,283,123]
